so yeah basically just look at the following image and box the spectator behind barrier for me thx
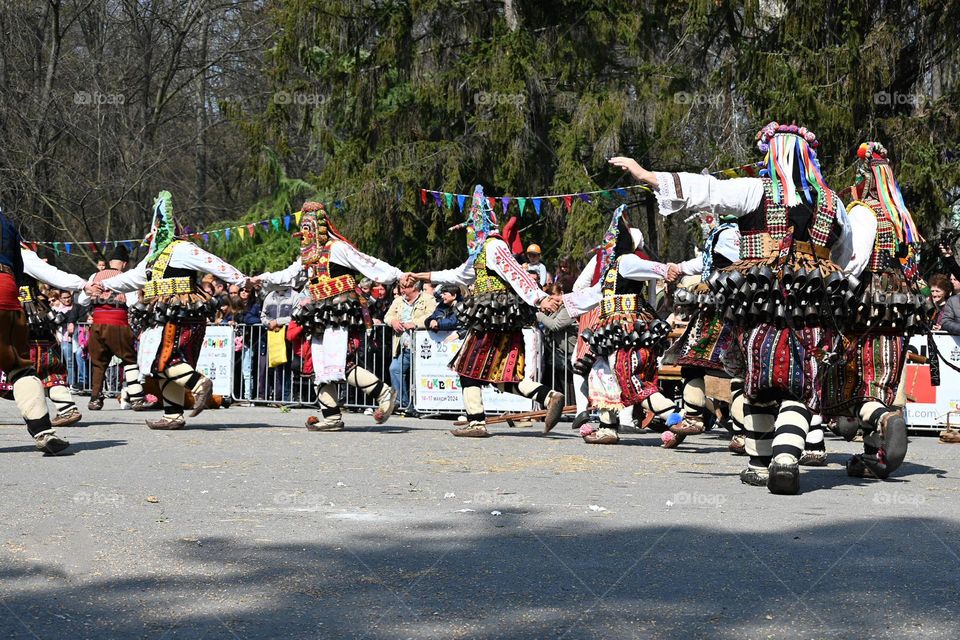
[929,273,954,329]
[235,285,262,404]
[426,284,461,332]
[384,277,437,415]
[260,285,298,403]
[552,255,580,293]
[524,244,551,287]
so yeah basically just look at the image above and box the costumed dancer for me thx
[0,212,70,453]
[562,205,679,445]
[88,191,248,429]
[85,244,146,411]
[254,202,401,431]
[1,246,97,427]
[820,141,927,479]
[409,185,565,438]
[611,120,853,494]
[663,214,745,451]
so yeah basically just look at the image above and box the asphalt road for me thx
[0,401,958,639]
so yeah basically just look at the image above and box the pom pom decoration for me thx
[665,412,684,427]
[579,424,597,437]
[755,120,819,152]
[660,431,677,446]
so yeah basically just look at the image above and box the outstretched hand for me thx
[608,156,657,187]
[539,294,561,314]
[84,282,103,297]
[665,263,682,283]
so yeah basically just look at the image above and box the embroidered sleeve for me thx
[618,254,669,280]
[172,243,247,285]
[654,172,763,218]
[99,258,148,293]
[331,241,403,284]
[258,258,303,287]
[562,283,602,318]
[486,239,546,305]
[431,261,475,287]
[21,248,88,291]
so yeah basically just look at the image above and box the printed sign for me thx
[138,325,235,397]
[904,333,960,428]
[413,329,541,413]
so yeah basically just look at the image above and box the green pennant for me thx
[518,197,527,215]
[444,192,453,209]
[601,190,612,200]
[271,218,280,232]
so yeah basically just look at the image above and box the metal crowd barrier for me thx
[67,322,579,416]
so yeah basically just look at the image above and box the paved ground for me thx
[0,401,958,640]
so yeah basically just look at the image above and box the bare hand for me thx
[390,319,404,334]
[609,156,657,186]
[428,319,439,330]
[84,282,102,297]
[539,295,561,314]
[268,320,278,331]
[665,263,682,283]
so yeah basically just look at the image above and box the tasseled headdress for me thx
[855,142,923,244]
[755,122,832,208]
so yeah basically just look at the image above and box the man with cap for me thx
[524,244,551,287]
[85,244,146,411]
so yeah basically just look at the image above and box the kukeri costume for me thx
[85,244,145,411]
[0,212,69,453]
[650,122,853,494]
[425,185,565,438]
[821,142,926,479]
[93,192,247,429]
[0,247,91,428]
[256,202,400,431]
[664,215,745,450]
[562,206,679,445]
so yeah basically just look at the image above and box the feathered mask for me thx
[146,191,179,262]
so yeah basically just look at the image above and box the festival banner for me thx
[412,329,541,413]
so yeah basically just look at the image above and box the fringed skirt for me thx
[820,333,906,416]
[152,320,207,373]
[664,310,733,374]
[451,330,525,384]
[0,339,67,392]
[740,323,835,411]
[587,347,659,411]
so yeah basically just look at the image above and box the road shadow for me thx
[1,514,958,639]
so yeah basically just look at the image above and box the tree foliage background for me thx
[1,0,958,275]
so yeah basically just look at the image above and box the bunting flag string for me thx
[25,159,766,252]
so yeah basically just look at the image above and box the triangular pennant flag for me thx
[501,196,510,215]
[65,242,72,254]
[334,200,344,210]
[202,233,209,244]
[532,198,542,217]
[743,164,757,177]
[294,211,303,225]
[487,197,496,212]
[237,226,245,238]
[432,191,442,207]
[284,215,291,230]
[562,195,573,212]
[518,197,527,215]
[457,194,467,211]
[86,242,96,252]
[549,197,560,208]
[723,168,738,178]
[420,189,427,205]
[271,219,280,232]
[100,241,108,250]
[213,230,222,241]
[615,188,627,197]
[247,223,256,237]
[444,192,453,209]
[225,228,231,241]
[601,190,612,200]
[53,243,61,256]
[124,241,133,251]
[260,221,270,231]
[579,193,591,203]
